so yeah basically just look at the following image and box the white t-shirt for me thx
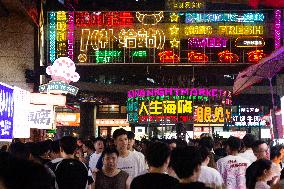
[198,165,224,188]
[238,149,257,163]
[216,155,250,189]
[117,151,146,179]
[89,152,102,171]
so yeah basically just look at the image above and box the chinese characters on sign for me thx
[28,105,54,129]
[127,88,232,125]
[0,83,14,141]
[232,106,266,127]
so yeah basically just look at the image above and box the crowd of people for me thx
[1,129,284,189]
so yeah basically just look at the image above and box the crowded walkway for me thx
[0,130,284,189]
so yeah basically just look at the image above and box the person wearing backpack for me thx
[54,136,94,189]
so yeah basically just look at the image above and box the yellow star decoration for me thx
[170,38,180,48]
[169,25,179,35]
[170,13,179,22]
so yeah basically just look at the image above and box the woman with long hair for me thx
[246,159,273,189]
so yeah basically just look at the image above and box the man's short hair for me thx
[199,136,214,150]
[82,140,95,151]
[252,140,267,153]
[113,128,128,139]
[50,140,60,154]
[127,131,135,140]
[226,136,241,151]
[242,134,256,148]
[60,136,77,155]
[145,142,171,168]
[171,146,202,179]
[102,147,119,158]
[94,137,105,144]
[8,142,30,160]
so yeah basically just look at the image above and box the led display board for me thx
[127,87,232,126]
[47,10,278,64]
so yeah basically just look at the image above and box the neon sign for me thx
[185,13,265,23]
[170,13,179,22]
[218,25,264,35]
[188,37,227,48]
[158,51,180,63]
[75,11,134,27]
[231,106,265,127]
[48,12,56,63]
[195,106,231,123]
[184,26,213,35]
[95,50,122,63]
[188,51,208,63]
[56,11,67,58]
[274,10,281,49]
[127,88,230,99]
[171,1,205,10]
[235,36,265,47]
[136,12,164,25]
[131,50,147,57]
[67,11,74,60]
[218,50,239,63]
[47,11,272,64]
[40,57,80,95]
[247,50,266,63]
[127,87,232,124]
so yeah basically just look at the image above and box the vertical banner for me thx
[13,87,31,138]
[274,9,281,49]
[0,83,14,142]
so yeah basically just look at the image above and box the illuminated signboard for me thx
[56,113,80,127]
[13,87,31,139]
[0,83,14,142]
[231,106,266,127]
[127,87,232,125]
[167,0,205,10]
[274,10,281,49]
[39,57,80,95]
[47,10,274,64]
[235,36,265,47]
[28,105,54,129]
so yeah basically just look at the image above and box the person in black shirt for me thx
[171,146,211,189]
[130,141,178,189]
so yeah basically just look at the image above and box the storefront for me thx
[96,119,130,138]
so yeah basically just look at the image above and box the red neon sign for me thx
[218,50,239,63]
[75,11,134,27]
[158,51,180,63]
[247,50,266,63]
[188,51,208,63]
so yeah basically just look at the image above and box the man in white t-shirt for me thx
[198,147,223,189]
[113,128,146,179]
[127,131,145,162]
[217,136,250,189]
[89,137,105,172]
[239,134,257,163]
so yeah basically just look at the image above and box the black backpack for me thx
[54,159,89,189]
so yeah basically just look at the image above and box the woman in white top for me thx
[245,159,274,189]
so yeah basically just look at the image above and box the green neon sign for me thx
[95,50,122,63]
[131,50,147,57]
